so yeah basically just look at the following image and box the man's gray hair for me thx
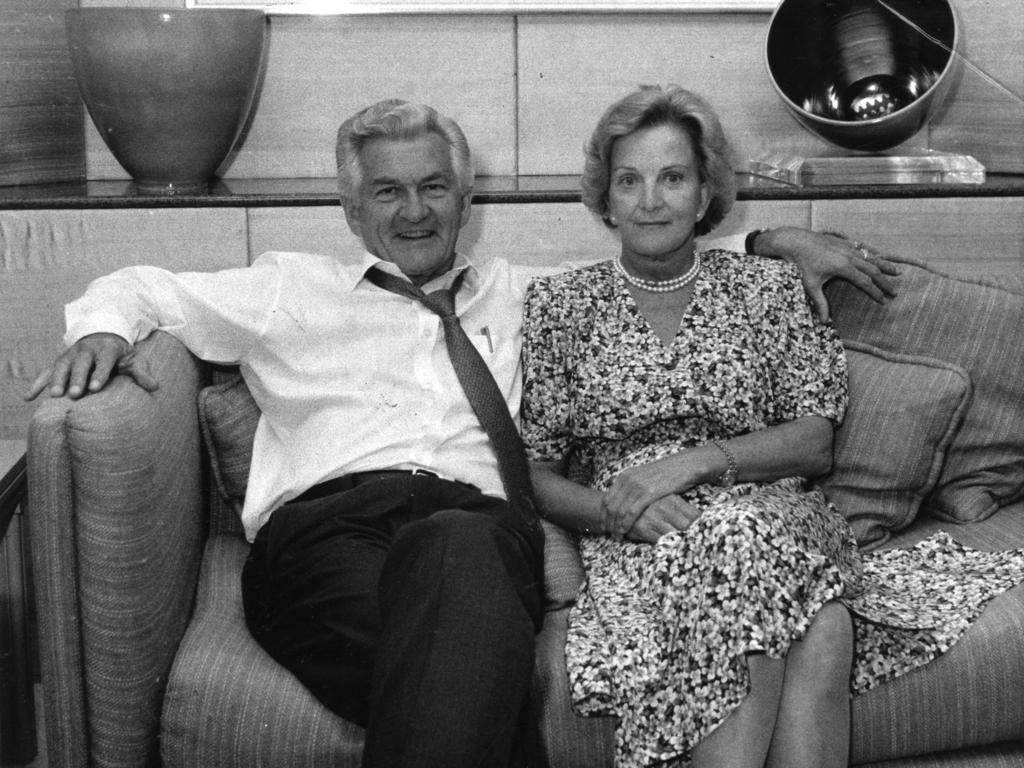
[336,99,474,209]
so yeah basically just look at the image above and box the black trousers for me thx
[242,472,544,768]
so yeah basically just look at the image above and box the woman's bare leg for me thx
[766,601,853,768]
[690,654,785,768]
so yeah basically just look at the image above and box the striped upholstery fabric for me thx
[888,500,1024,552]
[540,518,585,608]
[197,372,257,536]
[161,534,364,768]
[28,331,207,768]
[197,374,258,518]
[858,742,1024,768]
[532,607,617,768]
[849,577,1024,763]
[826,257,1024,523]
[823,342,971,548]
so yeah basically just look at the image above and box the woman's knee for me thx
[810,602,853,653]
[791,601,853,688]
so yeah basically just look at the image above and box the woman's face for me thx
[607,122,710,270]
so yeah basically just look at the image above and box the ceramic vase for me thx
[65,8,267,195]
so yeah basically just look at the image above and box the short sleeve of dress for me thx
[521,276,576,463]
[750,259,849,426]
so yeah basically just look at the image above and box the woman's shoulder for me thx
[701,248,802,294]
[526,260,615,299]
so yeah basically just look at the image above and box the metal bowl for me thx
[765,0,959,152]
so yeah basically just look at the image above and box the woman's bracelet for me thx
[709,439,738,487]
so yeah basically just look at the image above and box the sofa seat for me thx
[159,505,1024,768]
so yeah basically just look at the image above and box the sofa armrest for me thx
[532,606,616,768]
[28,331,208,768]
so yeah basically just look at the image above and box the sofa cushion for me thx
[885,499,1024,552]
[822,341,971,549]
[198,374,260,514]
[197,374,584,608]
[849,579,1024,764]
[827,257,1024,523]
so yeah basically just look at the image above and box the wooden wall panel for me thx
[0,0,84,185]
[517,13,867,177]
[83,13,518,181]
[712,199,812,240]
[515,5,1024,177]
[463,199,812,266]
[250,198,813,276]
[0,209,248,439]
[247,195,1024,280]
[466,202,616,266]
[812,197,1024,280]
[247,206,357,263]
[246,198,811,270]
[245,204,620,268]
[928,0,1024,173]
[515,3,1022,176]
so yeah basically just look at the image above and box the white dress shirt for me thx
[65,250,538,541]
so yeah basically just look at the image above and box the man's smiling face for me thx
[344,132,472,286]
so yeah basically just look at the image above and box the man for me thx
[26,99,895,767]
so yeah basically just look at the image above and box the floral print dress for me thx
[521,251,1024,768]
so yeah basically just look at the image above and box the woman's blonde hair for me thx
[581,85,736,236]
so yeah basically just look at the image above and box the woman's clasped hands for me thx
[601,453,703,542]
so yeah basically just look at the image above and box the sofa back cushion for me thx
[827,256,1024,524]
[197,374,259,536]
[822,341,970,549]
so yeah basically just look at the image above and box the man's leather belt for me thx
[294,469,445,504]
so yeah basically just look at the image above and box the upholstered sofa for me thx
[27,254,1024,768]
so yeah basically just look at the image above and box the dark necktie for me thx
[366,267,542,558]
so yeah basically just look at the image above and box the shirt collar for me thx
[349,250,480,295]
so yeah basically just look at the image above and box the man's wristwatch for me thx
[710,439,738,487]
[745,228,771,256]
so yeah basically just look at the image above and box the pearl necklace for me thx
[614,252,701,293]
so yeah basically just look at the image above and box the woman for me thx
[521,85,1024,768]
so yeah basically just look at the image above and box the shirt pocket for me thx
[468,318,519,362]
